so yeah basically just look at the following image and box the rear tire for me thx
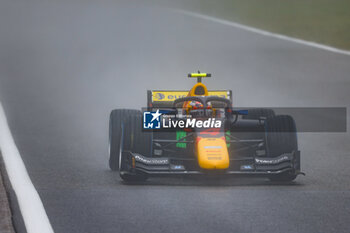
[243,108,275,120]
[109,109,140,171]
[265,115,298,182]
[120,113,151,182]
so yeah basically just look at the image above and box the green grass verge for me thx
[166,0,350,50]
[197,0,350,50]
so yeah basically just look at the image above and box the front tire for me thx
[265,115,298,182]
[109,109,140,171]
[119,113,151,182]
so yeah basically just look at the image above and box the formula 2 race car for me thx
[109,72,304,183]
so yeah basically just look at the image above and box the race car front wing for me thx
[120,150,303,177]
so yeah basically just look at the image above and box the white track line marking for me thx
[0,102,54,233]
[176,10,350,56]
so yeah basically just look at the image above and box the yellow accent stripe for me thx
[152,91,229,102]
[188,73,211,77]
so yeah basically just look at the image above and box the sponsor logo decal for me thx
[154,93,165,100]
[134,154,169,165]
[204,146,222,149]
[170,164,185,170]
[255,154,291,165]
[241,165,253,170]
[152,91,229,102]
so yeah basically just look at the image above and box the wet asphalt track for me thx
[0,1,350,232]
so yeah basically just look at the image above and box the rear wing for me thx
[147,90,232,107]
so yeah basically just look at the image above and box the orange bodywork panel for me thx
[196,136,230,170]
